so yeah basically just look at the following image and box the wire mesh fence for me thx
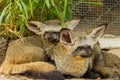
[71,0,120,36]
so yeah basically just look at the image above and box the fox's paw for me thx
[83,70,100,79]
[95,67,111,78]
[21,70,64,80]
[10,67,27,75]
[0,64,14,75]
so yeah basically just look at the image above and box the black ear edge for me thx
[98,23,108,26]
[27,21,46,28]
[28,22,37,28]
[98,23,109,31]
[27,22,40,32]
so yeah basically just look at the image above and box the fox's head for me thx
[59,24,108,57]
[27,20,80,43]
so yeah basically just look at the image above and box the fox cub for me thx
[0,20,79,79]
[50,24,109,78]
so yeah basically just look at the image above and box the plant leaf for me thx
[51,0,55,6]
[45,0,50,8]
[0,3,11,24]
[29,0,33,17]
[5,12,11,24]
[20,0,28,20]
[16,0,22,11]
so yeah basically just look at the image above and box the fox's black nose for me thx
[86,46,93,56]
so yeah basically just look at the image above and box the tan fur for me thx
[48,24,109,78]
[90,43,111,77]
[0,20,79,76]
[52,43,90,77]
[48,29,92,77]
[91,45,110,77]
[0,35,56,75]
[84,25,113,77]
[78,24,112,78]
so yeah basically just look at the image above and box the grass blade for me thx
[5,12,11,24]
[20,0,28,20]
[63,0,67,18]
[0,3,11,24]
[29,0,33,17]
[16,0,23,11]
[45,0,50,8]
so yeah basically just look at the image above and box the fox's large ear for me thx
[65,20,80,30]
[89,24,108,39]
[60,28,75,45]
[27,21,46,35]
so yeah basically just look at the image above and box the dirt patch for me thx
[108,48,120,57]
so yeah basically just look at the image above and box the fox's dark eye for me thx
[77,46,84,50]
[53,32,59,34]
[77,46,92,51]
[44,31,59,43]
[73,46,84,53]
[44,31,49,34]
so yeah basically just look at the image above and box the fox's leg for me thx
[95,65,110,78]
[5,46,46,64]
[10,62,56,74]
[94,54,111,78]
[0,46,47,74]
[0,58,56,75]
[0,62,64,80]
[0,45,65,80]
[0,62,14,75]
